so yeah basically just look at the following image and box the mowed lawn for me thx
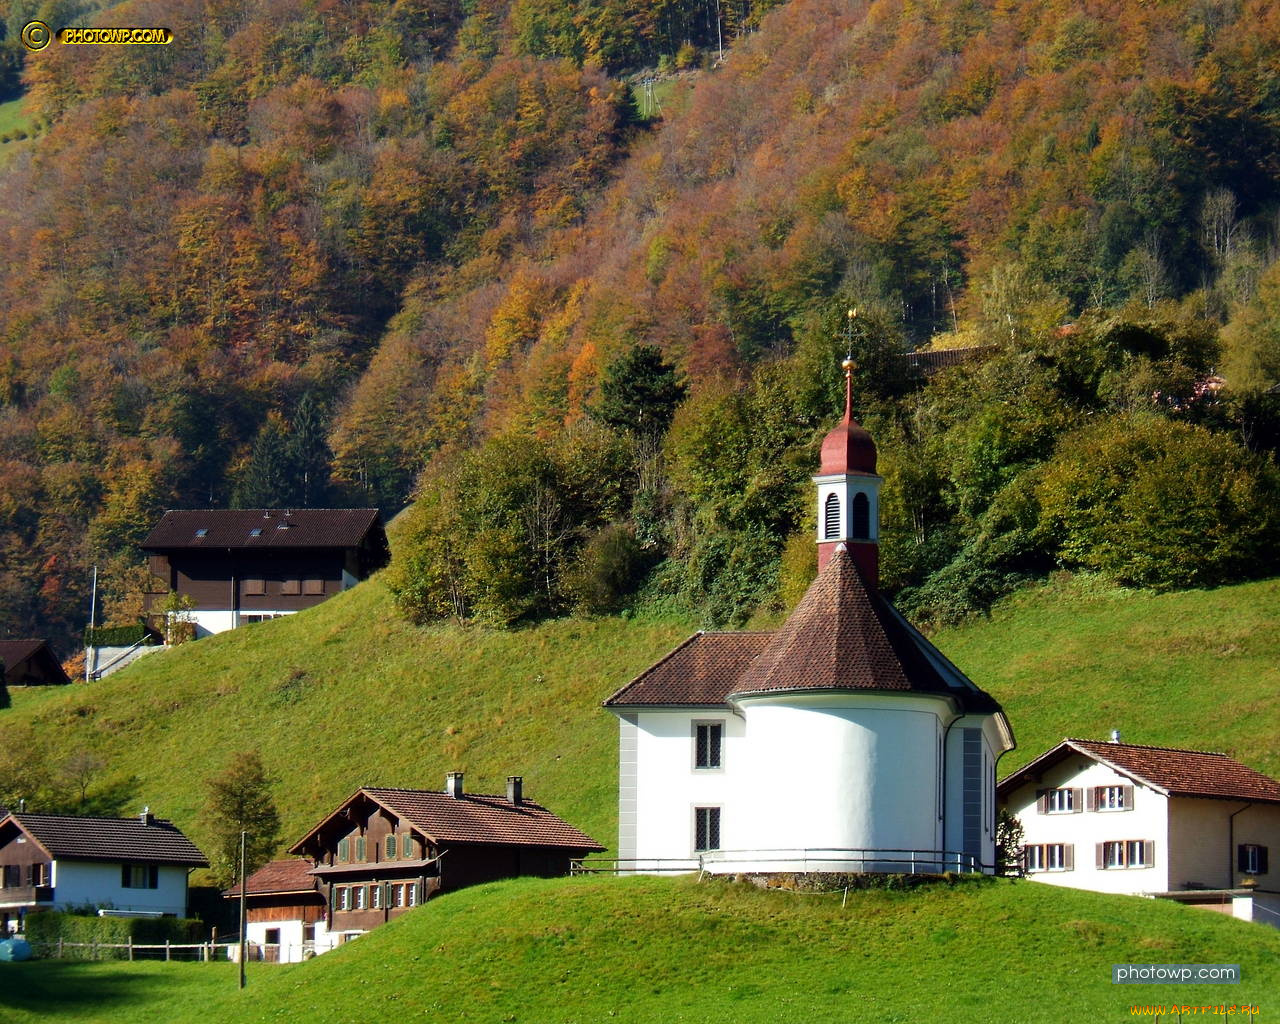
[1,875,1276,1024]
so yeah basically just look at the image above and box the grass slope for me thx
[936,575,1280,778]
[1,574,1277,864]
[2,875,1277,1023]
[1,580,694,852]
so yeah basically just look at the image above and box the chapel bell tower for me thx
[813,353,882,584]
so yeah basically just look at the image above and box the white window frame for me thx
[1045,843,1068,871]
[1241,844,1263,875]
[354,885,367,910]
[1097,786,1127,811]
[692,720,724,771]
[1046,788,1075,813]
[335,886,349,911]
[1025,845,1045,872]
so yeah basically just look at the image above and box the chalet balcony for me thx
[0,885,54,908]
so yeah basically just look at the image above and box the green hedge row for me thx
[26,911,203,958]
[83,625,155,647]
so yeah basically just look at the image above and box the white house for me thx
[0,810,208,932]
[999,738,1280,927]
[603,363,1016,875]
[226,859,341,963]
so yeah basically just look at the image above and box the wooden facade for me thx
[288,778,604,941]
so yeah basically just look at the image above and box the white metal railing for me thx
[573,849,984,876]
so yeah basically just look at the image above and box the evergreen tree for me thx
[286,392,332,508]
[201,752,282,889]
[591,344,687,440]
[232,419,292,509]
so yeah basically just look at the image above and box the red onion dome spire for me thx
[819,341,877,475]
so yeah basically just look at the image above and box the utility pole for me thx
[238,830,248,989]
[85,565,97,683]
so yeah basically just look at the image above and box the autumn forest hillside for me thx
[1,0,1279,652]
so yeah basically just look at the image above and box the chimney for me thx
[140,806,155,826]
[445,771,464,799]
[1110,730,1121,743]
[506,776,523,806]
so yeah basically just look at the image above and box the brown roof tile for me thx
[223,858,320,898]
[603,632,774,707]
[602,548,1003,716]
[3,813,208,866]
[1070,740,1280,803]
[142,509,383,551]
[999,740,1280,804]
[289,788,604,855]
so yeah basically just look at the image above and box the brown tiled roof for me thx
[731,547,1002,713]
[3,813,208,866]
[602,547,1004,718]
[603,632,774,707]
[222,858,320,898]
[142,509,383,551]
[289,788,604,855]
[999,740,1280,804]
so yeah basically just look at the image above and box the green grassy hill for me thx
[3,874,1277,1023]
[2,573,1278,860]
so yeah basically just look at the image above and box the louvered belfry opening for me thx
[823,493,841,539]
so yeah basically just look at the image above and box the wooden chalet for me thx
[288,774,603,940]
[223,859,329,962]
[140,509,389,636]
[0,640,70,686]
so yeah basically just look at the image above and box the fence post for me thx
[92,940,98,961]
[165,939,171,962]
[57,937,63,959]
[128,937,134,961]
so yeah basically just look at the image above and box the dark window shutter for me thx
[1123,785,1135,809]
[1071,788,1083,813]
[122,864,131,888]
[1096,843,1105,869]
[1238,845,1248,872]
[1143,841,1155,868]
[1261,847,1270,875]
[1086,787,1097,811]
[1064,845,1074,870]
[1036,789,1048,814]
[149,865,158,888]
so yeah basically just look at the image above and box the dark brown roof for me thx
[603,632,774,707]
[223,858,320,898]
[289,787,604,855]
[1,813,208,866]
[603,547,1005,720]
[0,639,70,685]
[999,739,1280,804]
[0,639,45,666]
[142,509,383,551]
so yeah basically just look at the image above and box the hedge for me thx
[83,625,155,647]
[25,911,203,958]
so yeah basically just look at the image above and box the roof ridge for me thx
[1068,738,1229,758]
[14,811,178,824]
[365,786,536,802]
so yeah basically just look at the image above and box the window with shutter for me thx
[823,494,841,539]
[281,579,301,596]
[386,835,398,860]
[303,578,325,596]
[356,836,366,862]
[338,838,349,862]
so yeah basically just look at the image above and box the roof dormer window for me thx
[195,528,208,538]
[250,528,262,537]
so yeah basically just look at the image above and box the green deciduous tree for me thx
[201,752,282,889]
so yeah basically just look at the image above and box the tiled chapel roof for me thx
[605,546,1003,715]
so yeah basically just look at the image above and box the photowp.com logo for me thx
[21,21,173,50]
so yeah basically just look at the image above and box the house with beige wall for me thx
[999,738,1280,927]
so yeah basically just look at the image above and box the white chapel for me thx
[603,362,1016,874]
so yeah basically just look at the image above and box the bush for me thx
[1036,415,1280,589]
[84,625,154,647]
[25,911,203,958]
[567,524,649,613]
